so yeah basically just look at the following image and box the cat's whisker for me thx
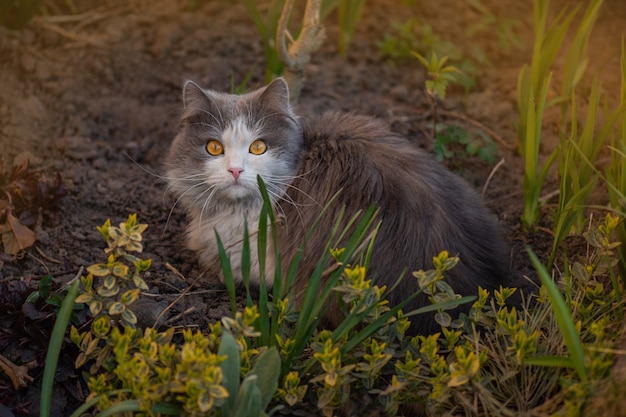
[163,174,211,201]
[122,152,167,181]
[198,187,219,229]
[264,182,305,226]
[163,178,213,236]
[264,177,321,209]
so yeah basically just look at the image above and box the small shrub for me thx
[56,213,623,416]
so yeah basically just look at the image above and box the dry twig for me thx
[482,157,506,197]
[34,21,107,48]
[0,354,34,390]
[276,0,325,104]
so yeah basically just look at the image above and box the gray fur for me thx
[166,78,519,335]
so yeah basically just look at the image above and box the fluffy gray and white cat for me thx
[166,78,522,334]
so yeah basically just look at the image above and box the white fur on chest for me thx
[187,205,275,286]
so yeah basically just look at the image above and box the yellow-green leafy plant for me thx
[413,51,460,142]
[59,214,282,417]
[44,204,624,416]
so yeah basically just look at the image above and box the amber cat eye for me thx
[206,140,224,156]
[249,139,267,155]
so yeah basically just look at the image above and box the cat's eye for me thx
[249,139,267,155]
[206,140,224,156]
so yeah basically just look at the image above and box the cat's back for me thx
[297,111,470,207]
[281,112,513,334]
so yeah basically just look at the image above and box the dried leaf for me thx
[1,211,36,255]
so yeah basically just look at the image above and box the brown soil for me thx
[0,0,624,415]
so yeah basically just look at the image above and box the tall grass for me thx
[549,75,622,265]
[322,0,367,57]
[41,280,80,417]
[218,177,472,383]
[518,0,602,231]
[604,39,626,276]
[241,0,285,80]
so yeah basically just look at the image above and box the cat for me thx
[165,77,524,335]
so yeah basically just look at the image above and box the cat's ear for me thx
[182,80,210,110]
[181,80,221,123]
[258,77,291,111]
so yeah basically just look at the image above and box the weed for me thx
[433,124,497,169]
[321,0,367,57]
[413,51,461,143]
[379,18,481,92]
[242,0,285,81]
[465,0,522,52]
[229,67,256,95]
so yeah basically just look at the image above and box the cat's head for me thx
[166,78,302,212]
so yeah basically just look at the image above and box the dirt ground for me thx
[0,0,625,415]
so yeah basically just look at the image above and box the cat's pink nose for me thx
[229,168,244,180]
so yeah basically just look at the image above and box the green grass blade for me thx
[241,0,268,39]
[524,355,575,368]
[68,390,131,417]
[284,205,379,373]
[242,220,253,307]
[560,0,602,100]
[216,232,238,316]
[41,279,80,417]
[402,295,477,318]
[526,247,588,382]
[256,176,280,345]
[95,400,181,416]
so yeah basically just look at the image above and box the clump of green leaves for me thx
[412,51,462,143]
[413,51,460,101]
[465,0,522,52]
[378,18,483,91]
[433,124,497,169]
[74,214,150,336]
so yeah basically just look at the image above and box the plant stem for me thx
[276,0,326,104]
